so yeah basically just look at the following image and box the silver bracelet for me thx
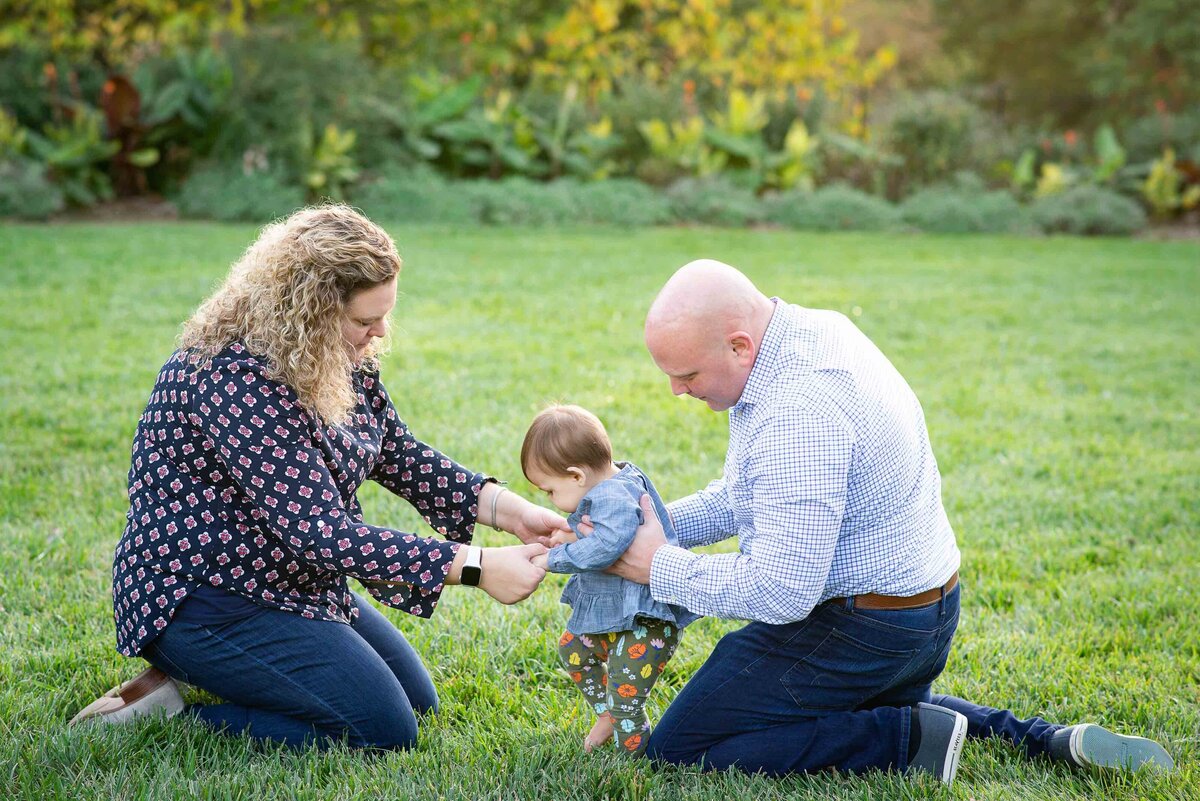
[489,486,508,531]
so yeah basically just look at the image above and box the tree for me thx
[932,0,1200,126]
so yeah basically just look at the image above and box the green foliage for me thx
[933,0,1200,127]
[1092,125,1127,183]
[1031,184,1148,236]
[763,184,898,231]
[1122,108,1200,163]
[303,123,360,202]
[1141,148,1200,218]
[353,166,481,225]
[25,104,120,207]
[133,47,233,188]
[174,163,305,222]
[900,185,1029,234]
[883,91,983,194]
[819,131,903,197]
[665,176,765,226]
[639,117,726,182]
[0,158,64,220]
[210,27,400,180]
[0,108,28,157]
[529,84,621,180]
[560,178,673,226]
[468,177,581,226]
[435,91,543,179]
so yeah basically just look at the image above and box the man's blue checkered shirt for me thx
[650,300,960,624]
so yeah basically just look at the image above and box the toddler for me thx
[522,404,697,755]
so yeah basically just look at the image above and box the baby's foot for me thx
[584,713,615,753]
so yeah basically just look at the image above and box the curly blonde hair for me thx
[180,204,401,424]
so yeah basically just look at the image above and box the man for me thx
[607,259,1173,783]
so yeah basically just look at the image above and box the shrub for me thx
[666,176,764,226]
[1030,184,1147,236]
[467,177,581,226]
[565,179,672,226]
[763,184,897,231]
[880,91,1011,197]
[174,163,305,222]
[353,166,479,224]
[899,185,1030,234]
[0,159,65,220]
[1122,108,1200,163]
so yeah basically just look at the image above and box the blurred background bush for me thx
[1,0,1196,235]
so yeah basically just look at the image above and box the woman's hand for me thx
[511,503,572,547]
[478,544,548,604]
[479,482,572,546]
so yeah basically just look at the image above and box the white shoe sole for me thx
[940,711,968,784]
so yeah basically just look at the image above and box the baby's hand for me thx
[547,529,577,548]
[530,553,549,570]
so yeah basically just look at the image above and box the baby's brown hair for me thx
[520,404,612,480]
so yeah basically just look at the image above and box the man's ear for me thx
[729,331,756,365]
[566,466,587,484]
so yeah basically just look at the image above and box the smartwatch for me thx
[460,545,483,587]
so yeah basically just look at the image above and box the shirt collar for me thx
[734,298,790,410]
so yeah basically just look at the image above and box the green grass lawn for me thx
[1,221,1197,800]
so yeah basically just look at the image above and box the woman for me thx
[72,205,568,749]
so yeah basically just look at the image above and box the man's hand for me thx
[476,543,548,604]
[606,494,666,585]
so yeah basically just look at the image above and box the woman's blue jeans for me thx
[141,593,436,750]
[647,583,1062,775]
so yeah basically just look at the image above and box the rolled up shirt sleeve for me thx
[650,406,853,623]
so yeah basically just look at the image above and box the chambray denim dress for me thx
[547,462,700,636]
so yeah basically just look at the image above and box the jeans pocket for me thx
[780,628,918,712]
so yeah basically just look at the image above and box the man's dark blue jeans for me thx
[647,583,1064,775]
[142,593,436,749]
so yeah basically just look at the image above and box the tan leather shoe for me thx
[70,666,184,725]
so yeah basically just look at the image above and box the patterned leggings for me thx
[557,617,681,755]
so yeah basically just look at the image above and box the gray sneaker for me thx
[908,702,968,785]
[1048,724,1174,772]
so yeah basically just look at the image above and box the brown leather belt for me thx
[833,571,959,610]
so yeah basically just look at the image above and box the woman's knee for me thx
[347,700,420,750]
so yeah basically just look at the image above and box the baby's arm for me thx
[547,496,640,574]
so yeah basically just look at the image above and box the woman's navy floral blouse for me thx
[113,342,486,656]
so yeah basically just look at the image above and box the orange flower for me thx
[600,674,608,686]
[559,632,574,647]
[623,734,643,751]
[571,671,583,683]
[658,662,666,672]
[1064,129,1078,147]
[617,683,638,698]
[627,643,647,659]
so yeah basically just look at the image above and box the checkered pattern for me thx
[113,343,486,656]
[650,301,960,624]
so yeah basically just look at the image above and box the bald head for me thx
[644,260,776,411]
[646,260,768,338]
